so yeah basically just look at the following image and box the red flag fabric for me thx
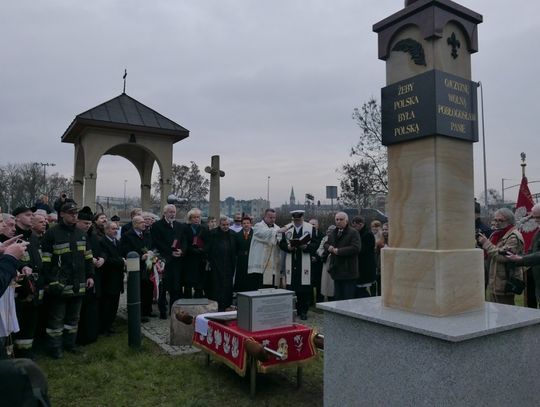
[515,176,538,252]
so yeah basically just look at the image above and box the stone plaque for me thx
[237,289,294,332]
[381,69,478,145]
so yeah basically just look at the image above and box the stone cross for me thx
[205,155,225,219]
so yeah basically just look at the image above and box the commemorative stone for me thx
[374,0,484,316]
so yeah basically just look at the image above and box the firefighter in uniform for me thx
[41,202,94,359]
[11,206,43,359]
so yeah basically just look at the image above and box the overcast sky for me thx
[2,0,539,207]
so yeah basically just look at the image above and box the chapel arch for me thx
[61,92,189,213]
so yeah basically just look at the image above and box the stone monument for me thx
[204,155,225,219]
[318,1,540,406]
[377,0,483,317]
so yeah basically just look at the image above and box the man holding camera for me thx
[11,207,43,359]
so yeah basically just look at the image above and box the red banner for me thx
[515,176,538,252]
[192,320,317,377]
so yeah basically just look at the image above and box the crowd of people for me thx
[476,202,540,306]
[0,200,391,364]
[2,194,540,368]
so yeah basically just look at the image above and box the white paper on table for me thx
[194,311,237,336]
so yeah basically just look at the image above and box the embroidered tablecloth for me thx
[192,320,317,377]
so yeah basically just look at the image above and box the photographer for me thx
[476,208,524,305]
[53,192,74,220]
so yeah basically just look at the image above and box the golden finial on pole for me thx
[521,152,527,178]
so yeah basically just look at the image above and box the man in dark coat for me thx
[234,217,253,293]
[151,204,185,318]
[98,221,125,335]
[308,218,324,304]
[120,208,142,238]
[12,206,44,359]
[206,217,237,311]
[76,207,104,345]
[181,208,208,299]
[120,215,154,320]
[351,216,377,298]
[324,212,362,300]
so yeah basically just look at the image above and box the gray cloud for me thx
[1,0,539,208]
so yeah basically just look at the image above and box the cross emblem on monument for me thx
[205,155,225,219]
[447,32,461,59]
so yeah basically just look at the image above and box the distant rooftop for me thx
[61,92,189,143]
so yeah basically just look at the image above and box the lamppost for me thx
[477,82,488,210]
[124,180,128,214]
[39,162,55,182]
[501,178,513,203]
[266,176,270,207]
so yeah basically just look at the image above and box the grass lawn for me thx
[37,320,324,407]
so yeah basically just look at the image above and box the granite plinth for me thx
[169,299,217,346]
[318,297,540,407]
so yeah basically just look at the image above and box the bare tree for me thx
[339,98,388,207]
[0,163,72,212]
[153,161,209,207]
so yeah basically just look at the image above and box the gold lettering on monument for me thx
[397,111,416,122]
[393,81,420,136]
[448,93,467,108]
[437,104,476,121]
[393,95,419,110]
[450,122,466,133]
[444,78,469,94]
[397,82,414,96]
[394,123,420,137]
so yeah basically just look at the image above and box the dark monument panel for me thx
[382,70,478,146]
[434,70,478,143]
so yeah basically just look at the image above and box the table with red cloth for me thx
[192,319,317,382]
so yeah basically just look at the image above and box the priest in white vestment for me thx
[247,209,288,289]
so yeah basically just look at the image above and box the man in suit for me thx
[308,218,324,304]
[181,208,208,299]
[120,215,154,321]
[151,204,185,318]
[120,208,142,238]
[206,217,237,311]
[99,221,125,335]
[351,216,376,298]
[234,217,253,293]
